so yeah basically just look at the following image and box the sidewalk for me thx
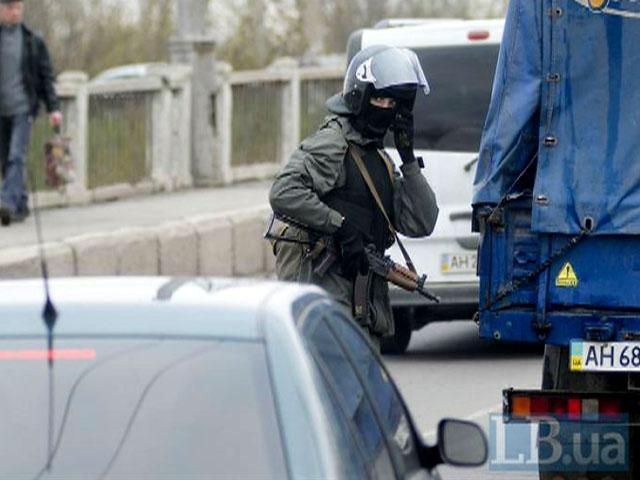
[0,181,272,250]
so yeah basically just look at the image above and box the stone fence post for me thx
[269,58,301,166]
[215,62,233,185]
[148,64,194,191]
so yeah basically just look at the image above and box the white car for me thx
[90,62,168,83]
[0,277,487,479]
[347,19,505,353]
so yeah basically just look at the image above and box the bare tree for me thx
[23,0,510,73]
[217,0,309,69]
[23,0,173,77]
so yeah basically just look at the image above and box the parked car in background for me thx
[0,277,487,479]
[90,62,167,83]
[347,18,505,353]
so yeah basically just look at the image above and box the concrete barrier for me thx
[65,233,119,275]
[187,214,233,276]
[114,227,160,275]
[230,209,269,276]
[0,242,74,278]
[0,206,275,280]
[156,220,199,276]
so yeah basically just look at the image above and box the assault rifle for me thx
[264,212,439,303]
[364,244,440,303]
[310,238,439,302]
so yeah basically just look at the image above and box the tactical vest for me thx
[322,144,394,252]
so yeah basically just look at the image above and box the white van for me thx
[347,19,504,353]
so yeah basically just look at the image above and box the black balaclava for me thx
[353,86,395,139]
[352,86,417,140]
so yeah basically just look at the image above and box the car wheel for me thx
[381,310,412,355]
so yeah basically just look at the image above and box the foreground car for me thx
[0,277,486,479]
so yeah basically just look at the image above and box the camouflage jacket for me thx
[269,115,439,337]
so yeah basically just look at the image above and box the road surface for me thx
[385,320,543,480]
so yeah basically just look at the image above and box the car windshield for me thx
[0,338,287,479]
[389,44,499,153]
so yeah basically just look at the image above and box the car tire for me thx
[381,310,412,355]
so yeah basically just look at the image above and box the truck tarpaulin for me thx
[473,0,640,235]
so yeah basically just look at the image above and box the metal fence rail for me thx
[230,81,285,168]
[20,63,342,208]
[224,65,343,183]
[22,69,192,209]
[87,91,152,189]
[300,75,343,139]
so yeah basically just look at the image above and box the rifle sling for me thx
[348,144,418,274]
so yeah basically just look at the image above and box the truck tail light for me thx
[512,395,531,417]
[568,398,582,420]
[530,396,549,415]
[599,398,621,416]
[504,390,628,423]
[549,397,567,415]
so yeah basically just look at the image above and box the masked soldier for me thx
[269,45,439,348]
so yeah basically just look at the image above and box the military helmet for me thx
[326,45,430,116]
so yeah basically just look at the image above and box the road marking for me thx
[421,402,502,440]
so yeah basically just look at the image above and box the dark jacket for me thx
[0,24,59,116]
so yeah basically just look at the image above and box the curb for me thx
[0,205,275,279]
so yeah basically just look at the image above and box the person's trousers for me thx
[0,113,32,213]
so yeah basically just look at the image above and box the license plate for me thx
[571,341,640,372]
[441,253,477,274]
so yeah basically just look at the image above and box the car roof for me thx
[361,18,505,49]
[373,17,468,28]
[91,63,166,82]
[0,277,325,340]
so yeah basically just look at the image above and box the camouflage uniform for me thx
[269,114,438,341]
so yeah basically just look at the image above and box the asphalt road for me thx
[385,320,544,480]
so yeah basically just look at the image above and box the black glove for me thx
[335,218,370,279]
[392,108,417,164]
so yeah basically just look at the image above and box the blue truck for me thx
[473,0,640,478]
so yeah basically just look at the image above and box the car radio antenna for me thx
[29,169,58,472]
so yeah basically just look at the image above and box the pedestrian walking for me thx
[0,0,61,225]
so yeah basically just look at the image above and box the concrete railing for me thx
[32,66,193,209]
[213,62,343,184]
[30,62,343,208]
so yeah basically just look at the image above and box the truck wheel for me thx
[381,310,412,355]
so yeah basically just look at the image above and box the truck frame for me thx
[474,0,640,478]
